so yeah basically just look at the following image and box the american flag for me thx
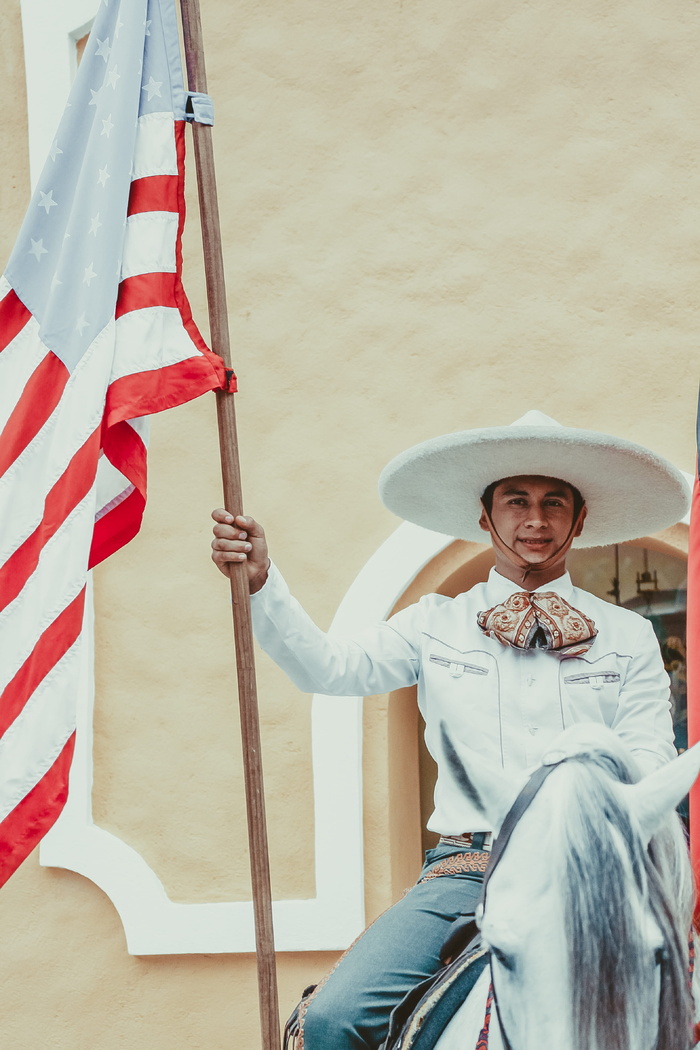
[0,0,226,885]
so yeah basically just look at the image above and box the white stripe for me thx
[112,307,200,379]
[0,318,50,434]
[0,485,96,695]
[0,637,80,822]
[132,111,177,180]
[0,275,11,300]
[0,321,115,563]
[121,212,177,279]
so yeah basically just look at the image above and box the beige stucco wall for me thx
[0,0,698,1046]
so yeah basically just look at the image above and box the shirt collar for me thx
[484,567,575,602]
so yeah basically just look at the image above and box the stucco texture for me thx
[0,0,698,1046]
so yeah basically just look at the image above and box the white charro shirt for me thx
[251,564,676,835]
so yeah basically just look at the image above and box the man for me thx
[211,412,689,1050]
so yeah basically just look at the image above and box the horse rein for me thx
[479,759,565,1050]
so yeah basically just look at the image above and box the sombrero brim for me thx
[378,423,690,547]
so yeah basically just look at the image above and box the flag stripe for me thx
[0,324,114,563]
[116,273,179,317]
[0,734,76,888]
[0,289,31,354]
[128,174,178,216]
[89,486,145,568]
[121,211,178,280]
[0,321,51,436]
[104,355,226,428]
[0,353,69,478]
[133,111,178,179]
[0,637,83,821]
[0,431,100,615]
[0,590,85,738]
[0,490,96,695]
[102,418,147,493]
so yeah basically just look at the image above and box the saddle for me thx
[379,931,489,1050]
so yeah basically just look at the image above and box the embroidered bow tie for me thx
[477,591,598,657]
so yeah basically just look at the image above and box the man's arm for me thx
[611,616,677,774]
[211,508,422,697]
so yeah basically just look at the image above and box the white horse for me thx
[432,723,700,1050]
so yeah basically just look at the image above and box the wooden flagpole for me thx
[178,2,281,1047]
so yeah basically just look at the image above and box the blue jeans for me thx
[300,844,486,1050]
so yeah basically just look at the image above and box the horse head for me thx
[440,723,700,1050]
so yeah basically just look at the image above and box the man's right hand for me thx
[211,509,271,594]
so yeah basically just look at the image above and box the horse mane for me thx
[555,748,695,1050]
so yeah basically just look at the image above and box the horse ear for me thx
[624,742,700,844]
[439,722,517,834]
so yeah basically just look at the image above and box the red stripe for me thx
[103,354,225,430]
[687,471,700,916]
[0,734,76,889]
[88,419,148,569]
[0,352,69,478]
[0,430,100,614]
[102,417,147,493]
[0,288,31,353]
[172,121,233,380]
[0,589,85,738]
[116,272,178,318]
[128,174,178,216]
[89,487,145,569]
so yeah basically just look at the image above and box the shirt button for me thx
[528,726,538,735]
[526,675,535,686]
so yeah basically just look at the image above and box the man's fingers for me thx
[211,507,234,524]
[211,509,265,537]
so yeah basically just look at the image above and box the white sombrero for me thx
[378,411,690,548]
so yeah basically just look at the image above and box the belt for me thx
[439,832,492,851]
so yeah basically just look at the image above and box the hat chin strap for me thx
[480,502,587,587]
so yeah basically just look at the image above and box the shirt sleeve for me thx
[250,561,422,695]
[611,616,677,774]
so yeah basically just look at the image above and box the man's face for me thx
[479,475,585,566]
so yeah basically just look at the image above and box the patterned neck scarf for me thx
[477,591,598,658]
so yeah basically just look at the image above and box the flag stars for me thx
[101,114,115,138]
[28,238,48,262]
[76,314,89,335]
[51,274,63,290]
[114,17,124,37]
[83,262,98,286]
[97,165,110,187]
[89,213,102,236]
[142,77,162,101]
[95,37,111,61]
[144,19,152,35]
[49,140,63,162]
[106,64,121,89]
[38,190,58,214]
[89,88,102,107]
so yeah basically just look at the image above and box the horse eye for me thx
[491,945,515,972]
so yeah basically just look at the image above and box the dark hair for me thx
[481,477,585,518]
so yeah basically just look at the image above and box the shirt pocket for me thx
[560,657,624,724]
[428,654,490,679]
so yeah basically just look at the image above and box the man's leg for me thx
[299,847,484,1050]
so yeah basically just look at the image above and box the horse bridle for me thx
[479,758,565,1050]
